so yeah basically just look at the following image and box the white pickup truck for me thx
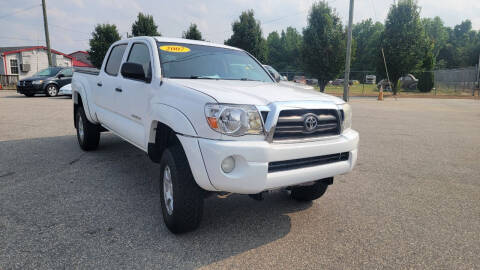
[72,37,359,233]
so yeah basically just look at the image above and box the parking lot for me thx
[0,90,479,269]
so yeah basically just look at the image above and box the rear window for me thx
[105,44,127,76]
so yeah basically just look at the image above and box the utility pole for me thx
[42,0,52,66]
[343,0,354,102]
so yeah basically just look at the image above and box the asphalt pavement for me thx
[1,91,479,269]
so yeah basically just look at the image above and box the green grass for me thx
[315,83,477,97]
[323,84,378,96]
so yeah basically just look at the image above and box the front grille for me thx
[273,109,341,141]
[268,152,349,173]
[20,81,32,87]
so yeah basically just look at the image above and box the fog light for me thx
[221,156,235,173]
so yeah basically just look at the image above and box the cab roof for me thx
[153,37,242,51]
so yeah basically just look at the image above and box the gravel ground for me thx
[1,91,479,269]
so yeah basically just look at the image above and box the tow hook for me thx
[217,192,232,199]
[248,192,264,201]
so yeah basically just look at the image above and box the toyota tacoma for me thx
[72,37,359,233]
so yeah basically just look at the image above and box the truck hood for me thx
[169,79,343,105]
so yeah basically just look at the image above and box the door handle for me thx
[115,87,122,92]
[97,82,102,87]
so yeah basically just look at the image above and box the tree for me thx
[88,24,121,68]
[182,23,203,40]
[131,12,160,37]
[417,44,435,92]
[437,20,480,68]
[379,0,426,94]
[265,27,303,75]
[302,1,346,92]
[351,19,384,77]
[225,10,267,62]
[281,27,303,72]
[266,31,284,69]
[422,17,448,58]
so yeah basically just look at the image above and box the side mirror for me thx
[57,73,65,78]
[268,70,281,82]
[121,62,147,82]
[274,73,281,82]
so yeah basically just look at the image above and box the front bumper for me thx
[180,129,359,194]
[16,84,44,94]
[58,88,72,95]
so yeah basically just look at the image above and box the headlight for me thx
[340,103,352,131]
[32,80,43,85]
[205,103,263,136]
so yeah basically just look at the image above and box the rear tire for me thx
[159,145,204,234]
[75,106,100,151]
[290,179,331,201]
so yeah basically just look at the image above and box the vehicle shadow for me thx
[2,94,47,98]
[0,134,312,269]
[2,94,71,99]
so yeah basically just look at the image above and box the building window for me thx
[10,59,19,74]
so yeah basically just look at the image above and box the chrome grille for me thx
[273,109,341,141]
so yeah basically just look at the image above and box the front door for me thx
[115,42,153,148]
[57,68,73,88]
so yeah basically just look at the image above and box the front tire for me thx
[46,84,59,97]
[159,145,204,234]
[75,106,100,151]
[290,179,331,201]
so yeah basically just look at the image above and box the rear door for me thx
[94,43,128,130]
[115,41,154,148]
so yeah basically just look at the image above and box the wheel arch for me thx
[43,81,59,91]
[146,103,197,161]
[148,119,215,191]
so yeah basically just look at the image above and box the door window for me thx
[126,43,152,82]
[58,68,73,77]
[105,44,127,76]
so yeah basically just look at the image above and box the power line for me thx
[0,4,41,20]
[49,23,91,35]
[261,8,309,25]
[0,36,45,41]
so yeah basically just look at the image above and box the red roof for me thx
[69,51,94,67]
[1,46,73,59]
[72,59,93,67]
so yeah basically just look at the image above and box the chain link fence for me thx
[432,66,479,95]
[280,68,480,97]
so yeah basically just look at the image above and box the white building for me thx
[0,46,72,80]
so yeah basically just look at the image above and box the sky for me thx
[1,0,479,54]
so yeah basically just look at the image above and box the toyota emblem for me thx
[304,114,318,132]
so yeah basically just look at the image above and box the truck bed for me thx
[74,67,100,76]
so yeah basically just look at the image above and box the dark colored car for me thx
[293,76,306,84]
[17,67,74,97]
[331,79,353,86]
[377,74,418,91]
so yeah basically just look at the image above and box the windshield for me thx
[33,67,62,77]
[157,42,273,82]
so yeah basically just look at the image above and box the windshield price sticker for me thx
[159,45,191,53]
